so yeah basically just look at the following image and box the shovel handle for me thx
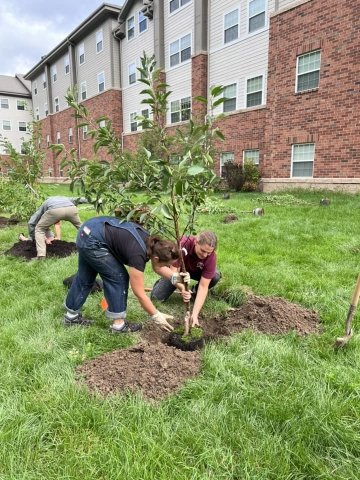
[351,274,360,307]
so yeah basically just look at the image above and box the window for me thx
[80,82,87,101]
[224,9,239,43]
[98,71,105,92]
[54,97,59,113]
[223,84,237,112]
[35,107,40,120]
[82,125,88,140]
[128,63,136,85]
[79,43,85,65]
[21,145,26,154]
[18,122,27,132]
[246,75,263,107]
[138,11,147,33]
[170,34,191,67]
[96,29,103,53]
[170,97,191,123]
[292,143,314,177]
[51,65,57,83]
[140,108,150,129]
[46,135,50,147]
[68,127,73,144]
[127,16,135,40]
[99,120,106,128]
[64,54,70,74]
[220,152,234,177]
[243,149,259,165]
[296,51,321,92]
[44,103,48,116]
[170,0,191,13]
[42,73,47,89]
[2,120,11,131]
[56,132,61,144]
[130,112,138,132]
[1,98,9,109]
[48,168,53,177]
[17,100,25,110]
[249,0,266,33]
[34,82,38,95]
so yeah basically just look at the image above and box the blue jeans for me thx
[65,246,129,320]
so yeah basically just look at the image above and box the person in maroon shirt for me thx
[151,231,221,327]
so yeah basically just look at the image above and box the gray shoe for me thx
[110,322,142,334]
[64,314,92,327]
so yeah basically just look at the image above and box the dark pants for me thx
[151,269,221,301]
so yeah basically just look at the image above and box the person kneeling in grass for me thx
[64,216,190,333]
[151,231,221,327]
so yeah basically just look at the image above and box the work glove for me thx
[170,271,191,285]
[151,310,174,332]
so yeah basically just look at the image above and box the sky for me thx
[0,0,123,77]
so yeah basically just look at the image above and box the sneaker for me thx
[110,321,142,334]
[30,256,45,261]
[64,313,92,327]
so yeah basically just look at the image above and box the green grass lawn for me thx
[1,186,360,479]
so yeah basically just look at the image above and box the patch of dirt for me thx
[4,239,77,260]
[77,295,320,401]
[223,213,238,223]
[0,216,20,228]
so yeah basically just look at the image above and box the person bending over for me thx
[151,231,221,327]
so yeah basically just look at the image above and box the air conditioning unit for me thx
[141,0,153,19]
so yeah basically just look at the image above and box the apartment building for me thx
[0,74,33,172]
[20,0,360,190]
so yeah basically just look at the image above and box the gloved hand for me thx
[151,310,174,332]
[170,271,191,285]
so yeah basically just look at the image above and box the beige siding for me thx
[121,0,155,133]
[31,72,48,120]
[50,56,72,113]
[0,96,33,153]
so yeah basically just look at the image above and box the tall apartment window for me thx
[170,0,191,13]
[2,120,11,130]
[220,152,234,177]
[48,168,53,177]
[224,9,239,43]
[64,54,70,74]
[296,51,321,92]
[140,108,150,129]
[68,127,73,144]
[79,43,85,65]
[21,145,27,154]
[246,75,263,107]
[98,71,105,92]
[1,98,9,109]
[42,73,47,89]
[128,63,136,85]
[34,82,38,95]
[170,34,191,67]
[35,107,40,120]
[138,11,147,33]
[292,143,314,177]
[54,98,59,113]
[44,103,48,116]
[127,16,135,40]
[130,112,138,132]
[56,132,61,144]
[96,29,103,53]
[243,149,259,165]
[19,122,27,132]
[83,125,88,140]
[51,65,57,83]
[223,84,237,112]
[46,134,50,147]
[249,0,266,33]
[80,82,87,101]
[17,100,25,110]
[170,97,191,123]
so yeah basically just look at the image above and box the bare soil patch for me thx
[77,295,320,401]
[4,239,76,260]
[0,216,20,228]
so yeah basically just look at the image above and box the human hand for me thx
[170,271,191,285]
[180,290,192,302]
[151,310,174,332]
[191,315,201,328]
[45,237,53,245]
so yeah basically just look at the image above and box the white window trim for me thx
[247,0,267,36]
[2,120,11,131]
[56,132,61,144]
[64,54,70,75]
[1,98,9,109]
[96,29,103,53]
[128,61,137,85]
[244,73,265,108]
[169,0,192,15]
[54,97,59,113]
[130,112,138,132]
[79,43,85,65]
[68,127,73,144]
[223,81,238,113]
[80,82,87,101]
[169,32,192,69]
[18,122,27,132]
[243,149,260,165]
[295,50,321,93]
[220,152,235,177]
[169,96,191,124]
[34,82,38,95]
[44,103,48,116]
[127,16,135,41]
[97,71,105,92]
[51,65,57,83]
[291,143,315,178]
[138,10,148,34]
[223,8,240,46]
[82,125,88,140]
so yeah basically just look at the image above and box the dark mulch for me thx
[77,295,321,401]
[4,239,77,260]
[0,216,20,228]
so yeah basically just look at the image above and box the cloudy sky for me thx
[0,0,123,77]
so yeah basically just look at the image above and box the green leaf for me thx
[187,165,205,175]
[161,204,173,220]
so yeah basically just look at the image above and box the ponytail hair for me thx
[146,236,180,262]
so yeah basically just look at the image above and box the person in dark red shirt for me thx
[151,231,221,327]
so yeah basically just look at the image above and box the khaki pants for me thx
[35,206,82,257]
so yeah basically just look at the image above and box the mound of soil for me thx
[223,213,238,223]
[77,295,320,401]
[0,216,20,228]
[4,239,77,260]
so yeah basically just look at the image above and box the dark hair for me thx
[146,236,180,262]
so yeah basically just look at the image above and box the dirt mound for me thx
[77,295,320,401]
[4,239,77,260]
[0,216,20,228]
